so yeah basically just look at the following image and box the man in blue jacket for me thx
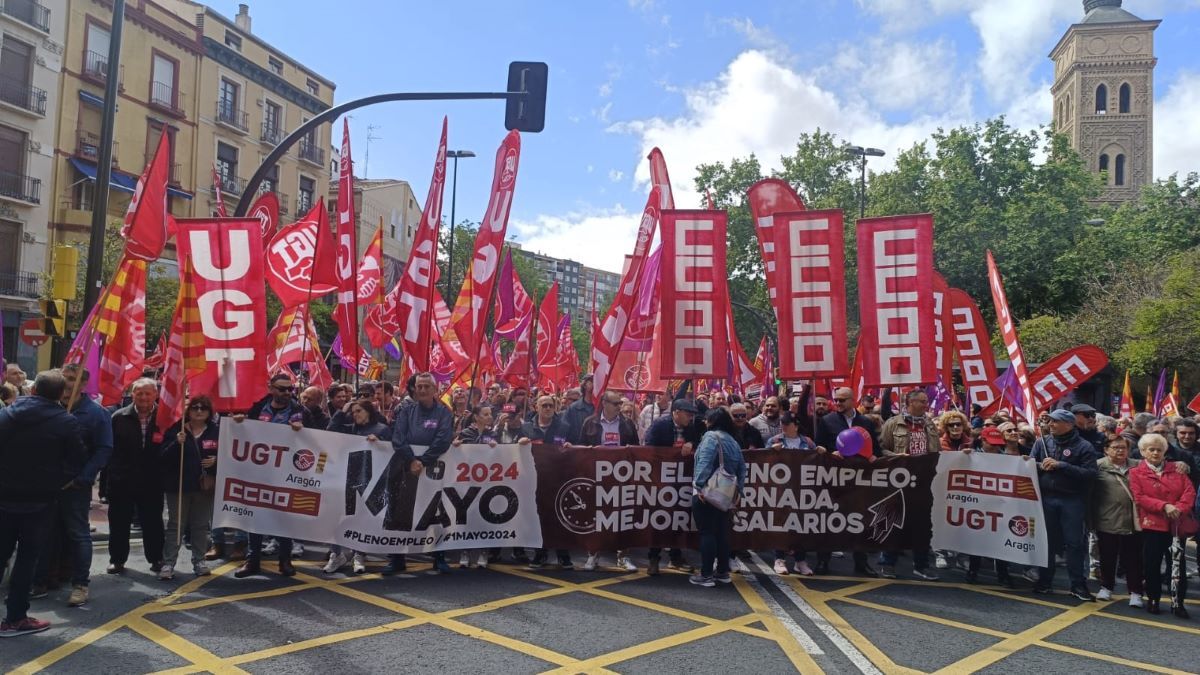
[32,364,113,608]
[384,372,454,575]
[0,370,86,637]
[1030,408,1099,600]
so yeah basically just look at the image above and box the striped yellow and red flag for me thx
[154,258,204,434]
[1118,370,1133,418]
[97,257,148,405]
[1144,384,1154,413]
[1172,370,1180,402]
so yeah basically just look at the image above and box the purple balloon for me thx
[836,428,864,457]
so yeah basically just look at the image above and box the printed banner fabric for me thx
[659,210,729,378]
[1025,345,1109,413]
[175,218,267,412]
[931,273,953,389]
[265,200,339,308]
[947,288,1000,409]
[97,256,148,404]
[856,214,936,386]
[247,191,280,251]
[987,251,1037,423]
[748,179,807,315]
[771,209,849,378]
[120,131,170,262]
[931,451,1048,567]
[333,120,360,365]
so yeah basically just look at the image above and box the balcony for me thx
[145,152,181,185]
[0,170,40,204]
[260,121,282,145]
[297,195,313,214]
[75,131,119,167]
[149,82,185,118]
[1,0,51,33]
[217,173,245,196]
[0,271,41,299]
[81,51,123,91]
[276,191,289,216]
[298,138,323,165]
[0,76,46,116]
[215,100,248,133]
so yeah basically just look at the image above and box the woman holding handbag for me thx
[689,407,747,588]
[158,395,220,580]
[1130,433,1197,617]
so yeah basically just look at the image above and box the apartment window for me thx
[219,78,239,115]
[262,163,279,193]
[150,53,177,109]
[147,120,177,180]
[298,175,314,212]
[306,78,319,96]
[224,30,242,51]
[268,56,283,75]
[0,219,18,276]
[216,142,238,184]
[0,38,36,110]
[0,124,27,178]
[263,100,282,142]
[84,22,110,78]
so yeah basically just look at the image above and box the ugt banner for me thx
[212,419,542,554]
[930,451,1048,567]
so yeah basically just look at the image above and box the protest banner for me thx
[930,451,1048,567]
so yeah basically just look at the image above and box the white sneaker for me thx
[1096,587,1112,601]
[795,560,815,576]
[935,553,949,570]
[477,553,489,569]
[582,554,598,571]
[459,552,472,568]
[292,542,305,559]
[158,565,175,581]
[774,559,790,575]
[193,562,211,577]
[351,553,367,575]
[831,551,845,558]
[619,556,637,572]
[1129,594,1144,608]
[323,552,349,574]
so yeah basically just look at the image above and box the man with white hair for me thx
[106,378,165,575]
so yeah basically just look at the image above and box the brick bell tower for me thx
[1050,0,1159,202]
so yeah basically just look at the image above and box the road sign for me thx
[20,318,48,348]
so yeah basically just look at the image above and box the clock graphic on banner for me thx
[555,478,596,535]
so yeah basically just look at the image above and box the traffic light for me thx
[505,61,548,133]
[52,245,78,301]
[40,299,67,337]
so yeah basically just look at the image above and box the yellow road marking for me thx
[834,596,1011,639]
[1032,639,1195,674]
[731,573,825,673]
[126,617,247,674]
[800,594,923,675]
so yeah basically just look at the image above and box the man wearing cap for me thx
[643,398,702,575]
[1071,404,1105,455]
[980,426,1007,453]
[1029,408,1100,600]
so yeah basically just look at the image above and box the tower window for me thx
[1095,84,1107,114]
[1099,154,1109,180]
[1115,154,1125,186]
[1119,83,1131,113]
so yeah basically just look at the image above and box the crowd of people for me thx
[0,360,1197,639]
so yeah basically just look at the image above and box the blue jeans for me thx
[1038,493,1087,590]
[692,499,731,577]
[0,504,53,622]
[35,487,94,586]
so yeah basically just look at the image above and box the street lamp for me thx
[846,145,885,219]
[445,149,476,299]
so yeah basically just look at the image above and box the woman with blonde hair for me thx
[939,411,973,452]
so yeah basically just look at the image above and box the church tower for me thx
[1050,0,1158,202]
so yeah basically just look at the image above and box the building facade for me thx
[1,0,65,369]
[327,178,422,290]
[1050,0,1158,202]
[512,247,620,330]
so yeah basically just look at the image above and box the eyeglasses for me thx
[946,422,963,428]
[188,404,209,411]
[732,413,747,419]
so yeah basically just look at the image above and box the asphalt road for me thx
[3,541,1199,674]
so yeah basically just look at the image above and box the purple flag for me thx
[1153,368,1167,415]
[994,367,1025,412]
[384,338,402,361]
[494,250,532,341]
[621,246,661,351]
[927,373,952,414]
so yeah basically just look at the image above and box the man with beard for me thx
[749,396,784,442]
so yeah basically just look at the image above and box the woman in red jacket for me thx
[1130,433,1197,617]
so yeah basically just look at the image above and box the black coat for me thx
[391,400,454,466]
[644,415,704,448]
[816,411,880,456]
[580,414,639,446]
[519,415,572,446]
[0,396,86,503]
[563,399,596,444]
[109,404,164,495]
[159,419,220,493]
[732,423,765,450]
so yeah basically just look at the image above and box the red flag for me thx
[97,257,148,404]
[175,218,267,412]
[333,120,360,365]
[144,331,167,370]
[659,209,729,378]
[501,310,534,388]
[211,163,228,217]
[266,304,331,388]
[1119,371,1134,418]
[446,130,521,374]
[771,208,848,378]
[265,198,339,308]
[1019,345,1108,413]
[363,119,447,359]
[357,218,384,305]
[121,131,170,261]
[748,179,807,317]
[494,249,534,339]
[248,190,280,251]
[648,147,676,209]
[536,282,560,368]
[592,186,660,396]
[856,214,936,386]
[725,292,760,395]
[931,272,954,390]
[987,250,1036,424]
[153,258,204,436]
[947,288,1000,409]
[1186,390,1200,416]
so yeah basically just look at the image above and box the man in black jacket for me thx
[580,391,640,446]
[563,375,596,443]
[519,395,574,569]
[1030,409,1100,600]
[384,372,455,575]
[643,399,701,575]
[106,378,165,575]
[814,388,880,577]
[233,373,311,578]
[0,370,86,637]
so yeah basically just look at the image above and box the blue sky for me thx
[210,0,1200,273]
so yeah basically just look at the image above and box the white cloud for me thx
[1155,71,1200,178]
[511,207,638,273]
[594,101,613,123]
[829,38,966,113]
[608,169,624,182]
[967,0,1078,104]
[723,17,790,59]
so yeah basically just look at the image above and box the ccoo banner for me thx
[771,209,849,379]
[659,210,729,378]
[930,451,1049,567]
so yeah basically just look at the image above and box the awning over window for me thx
[69,157,192,200]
